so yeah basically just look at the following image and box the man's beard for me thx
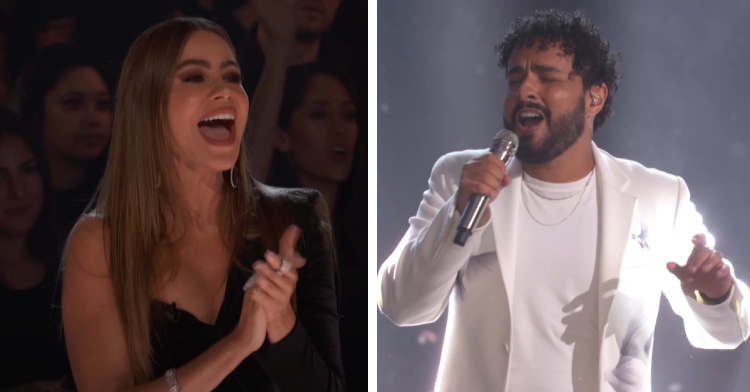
[503,94,586,164]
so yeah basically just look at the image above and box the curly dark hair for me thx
[496,9,621,131]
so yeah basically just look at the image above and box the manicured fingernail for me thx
[243,275,256,292]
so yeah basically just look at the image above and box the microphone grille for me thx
[490,129,519,155]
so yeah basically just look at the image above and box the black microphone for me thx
[453,129,519,246]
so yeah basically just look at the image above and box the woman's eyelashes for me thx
[309,108,327,119]
[181,71,242,84]
[61,98,111,112]
[0,163,38,182]
[183,73,204,83]
[62,98,83,110]
[308,107,358,121]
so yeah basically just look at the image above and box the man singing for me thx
[377,9,750,392]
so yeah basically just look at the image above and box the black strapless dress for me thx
[149,189,346,391]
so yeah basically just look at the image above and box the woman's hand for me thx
[251,225,307,342]
[252,0,298,60]
[230,287,268,356]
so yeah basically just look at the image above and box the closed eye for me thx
[63,99,83,110]
[184,74,204,83]
[310,110,327,119]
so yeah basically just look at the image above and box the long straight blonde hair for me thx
[94,18,257,383]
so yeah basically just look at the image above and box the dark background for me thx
[377,0,750,391]
[0,0,368,390]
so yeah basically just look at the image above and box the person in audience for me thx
[239,0,365,182]
[61,17,343,391]
[266,61,367,392]
[13,43,113,242]
[0,107,72,392]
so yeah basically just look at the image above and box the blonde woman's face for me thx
[167,30,249,173]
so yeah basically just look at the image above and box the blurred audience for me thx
[266,62,367,391]
[0,1,368,387]
[242,0,342,176]
[232,3,368,388]
[5,0,78,85]
[34,14,76,49]
[0,31,10,108]
[242,0,366,184]
[0,107,71,392]
[238,0,360,94]
[13,43,112,243]
[0,2,14,108]
[226,0,258,33]
[269,63,361,218]
[328,0,367,51]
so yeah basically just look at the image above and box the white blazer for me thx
[378,143,750,392]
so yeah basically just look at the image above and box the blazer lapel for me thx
[592,144,638,379]
[490,158,523,313]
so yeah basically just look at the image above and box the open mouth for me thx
[515,109,545,131]
[331,146,352,162]
[297,1,324,14]
[5,205,31,216]
[75,134,108,144]
[198,113,235,142]
[299,5,324,13]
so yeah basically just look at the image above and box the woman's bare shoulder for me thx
[65,213,110,277]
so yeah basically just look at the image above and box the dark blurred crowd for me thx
[0,0,367,390]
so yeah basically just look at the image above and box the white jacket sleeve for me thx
[377,154,491,326]
[662,176,750,348]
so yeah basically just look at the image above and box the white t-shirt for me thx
[507,170,600,392]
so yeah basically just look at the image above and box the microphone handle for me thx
[453,145,514,246]
[453,193,490,246]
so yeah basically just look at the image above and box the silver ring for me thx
[277,258,293,275]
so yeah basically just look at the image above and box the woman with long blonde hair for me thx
[60,18,343,391]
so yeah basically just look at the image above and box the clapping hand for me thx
[247,225,307,342]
